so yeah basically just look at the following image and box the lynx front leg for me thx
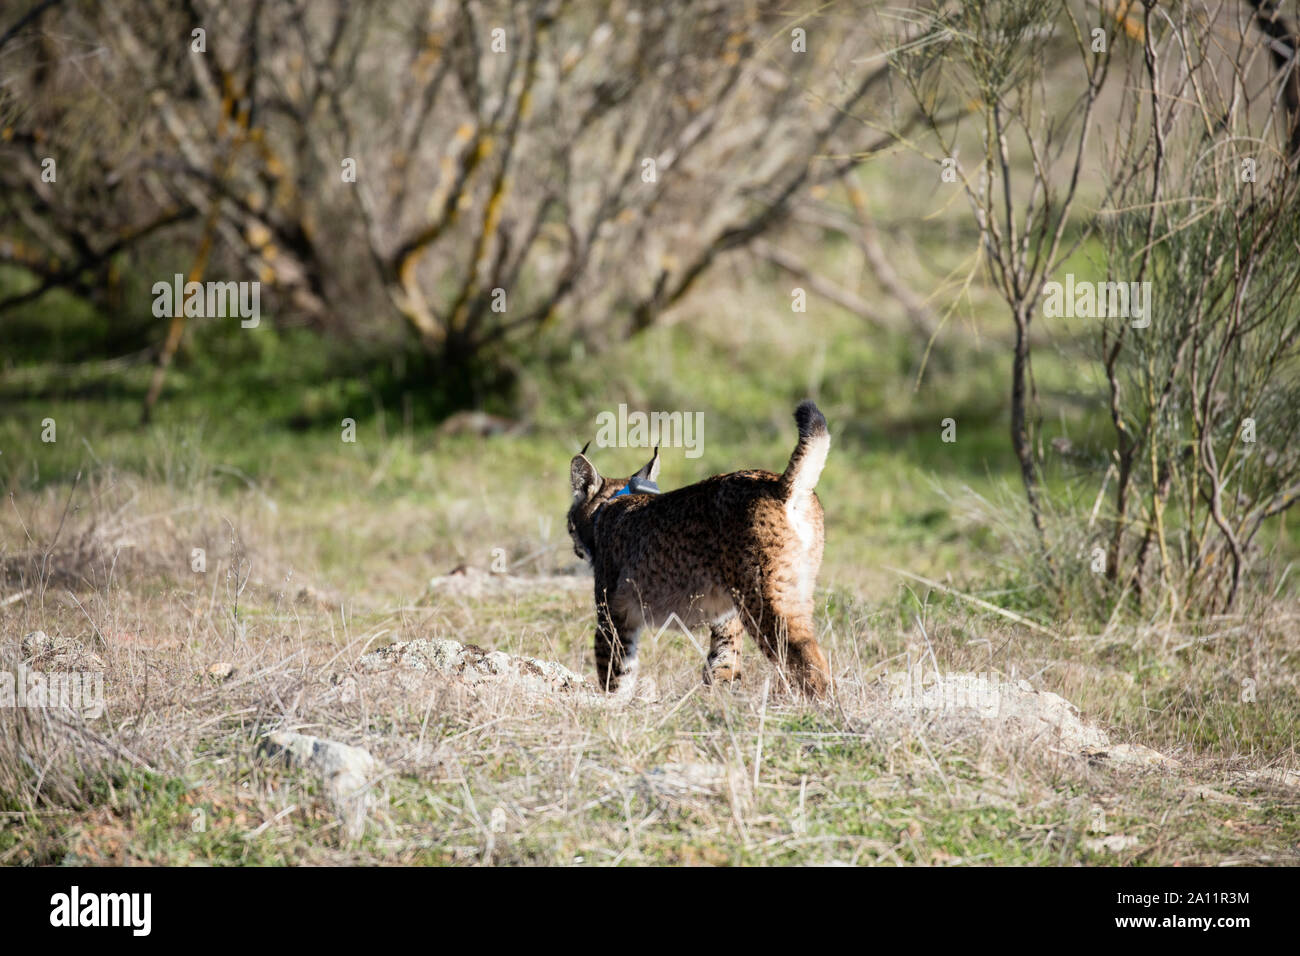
[703,614,745,686]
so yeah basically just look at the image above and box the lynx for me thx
[567,401,832,697]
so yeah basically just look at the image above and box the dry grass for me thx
[2,471,1297,866]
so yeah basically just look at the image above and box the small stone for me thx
[1083,834,1139,853]
[21,630,53,657]
[206,661,236,681]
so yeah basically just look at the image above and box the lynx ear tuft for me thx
[633,446,661,483]
[570,454,600,499]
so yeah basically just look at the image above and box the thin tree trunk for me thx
[1010,304,1054,576]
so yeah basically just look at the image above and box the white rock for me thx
[261,732,380,842]
[1083,834,1139,853]
[358,638,591,696]
[885,670,1110,751]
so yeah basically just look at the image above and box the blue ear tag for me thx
[613,477,661,498]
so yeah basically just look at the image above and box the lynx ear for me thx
[633,446,660,483]
[570,454,600,500]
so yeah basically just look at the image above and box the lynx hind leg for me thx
[703,614,745,686]
[593,597,642,692]
[736,589,830,699]
[778,612,830,699]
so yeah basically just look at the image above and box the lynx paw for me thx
[702,655,743,686]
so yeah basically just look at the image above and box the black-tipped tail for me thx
[794,400,828,440]
[779,401,831,500]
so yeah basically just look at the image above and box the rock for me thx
[884,671,1110,751]
[1227,767,1300,789]
[1083,742,1180,769]
[427,568,591,599]
[260,732,380,842]
[1082,834,1139,853]
[21,630,105,672]
[205,661,236,681]
[21,631,51,656]
[358,637,592,696]
[882,670,1188,769]
[359,638,464,675]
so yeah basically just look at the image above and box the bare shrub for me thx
[1,0,896,417]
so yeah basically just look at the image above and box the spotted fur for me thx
[567,401,831,697]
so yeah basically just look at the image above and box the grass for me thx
[2,234,1298,866]
[4,563,1297,865]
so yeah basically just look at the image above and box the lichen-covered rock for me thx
[358,638,591,696]
[21,630,105,673]
[359,638,465,675]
